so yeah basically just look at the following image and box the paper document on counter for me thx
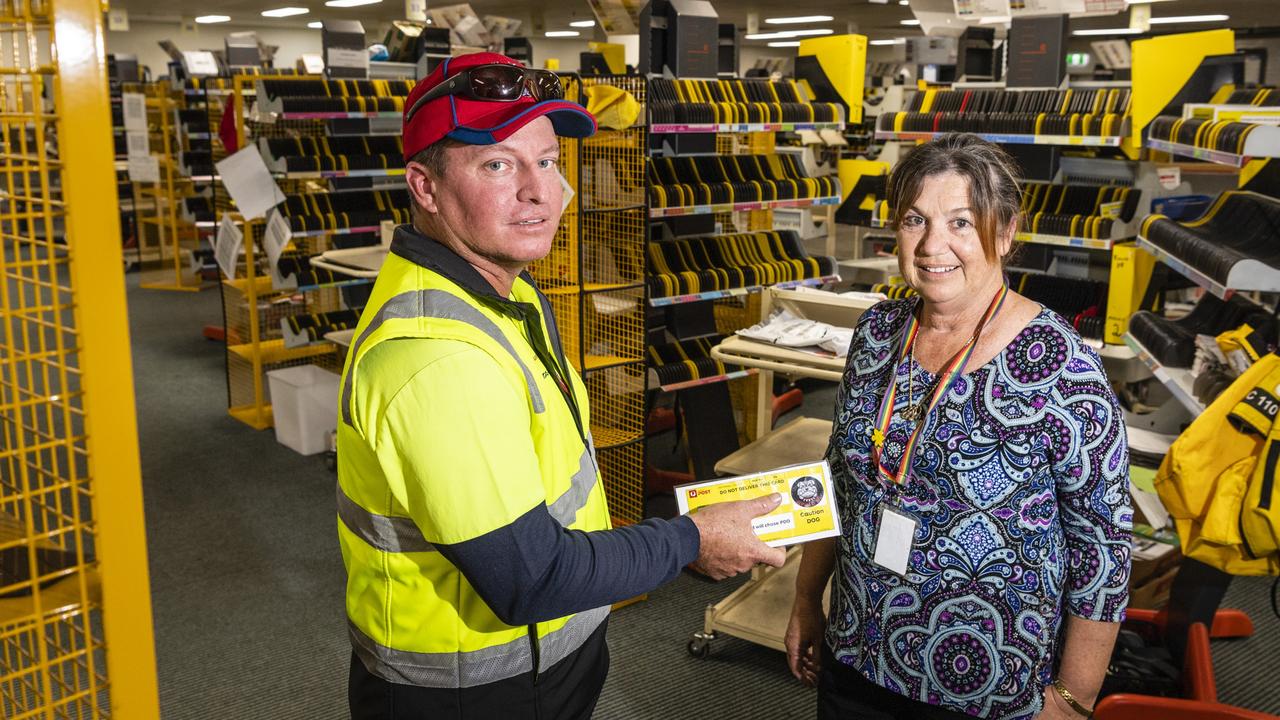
[676,461,840,547]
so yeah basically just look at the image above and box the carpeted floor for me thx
[125,276,1278,718]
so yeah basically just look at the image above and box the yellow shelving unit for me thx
[1,0,159,715]
[134,83,206,292]
[529,75,649,528]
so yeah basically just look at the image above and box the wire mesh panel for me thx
[528,75,649,527]
[528,78,582,291]
[0,0,158,716]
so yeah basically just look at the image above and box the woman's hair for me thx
[885,133,1023,263]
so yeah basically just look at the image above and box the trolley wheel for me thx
[687,635,712,659]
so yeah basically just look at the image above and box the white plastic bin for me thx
[267,364,340,455]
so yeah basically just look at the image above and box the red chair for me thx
[1094,622,1276,720]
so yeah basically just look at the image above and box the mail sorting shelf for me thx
[133,85,207,292]
[648,76,844,127]
[1016,181,1143,250]
[648,154,841,212]
[1126,292,1271,395]
[257,135,406,178]
[686,288,878,658]
[875,86,1131,142]
[253,78,414,118]
[648,335,755,393]
[1123,333,1205,417]
[278,188,411,238]
[647,229,839,304]
[1136,191,1280,299]
[1146,114,1280,167]
[219,75,386,429]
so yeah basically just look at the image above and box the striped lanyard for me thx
[871,285,1009,485]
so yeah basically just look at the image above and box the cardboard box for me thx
[1129,564,1179,610]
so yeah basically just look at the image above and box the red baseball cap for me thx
[402,52,596,162]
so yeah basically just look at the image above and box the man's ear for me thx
[405,161,439,215]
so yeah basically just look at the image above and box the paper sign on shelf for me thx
[263,208,292,275]
[127,155,160,183]
[300,53,325,74]
[1008,0,1084,17]
[215,146,286,220]
[1083,0,1124,12]
[122,92,147,131]
[107,7,129,31]
[126,130,150,158]
[1100,200,1123,220]
[1157,166,1181,190]
[953,0,1010,18]
[182,50,220,76]
[215,216,243,280]
[326,47,369,72]
[676,461,840,547]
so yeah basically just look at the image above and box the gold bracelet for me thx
[1052,678,1094,718]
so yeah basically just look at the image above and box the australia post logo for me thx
[687,488,710,499]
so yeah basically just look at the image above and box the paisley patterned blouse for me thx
[825,298,1132,719]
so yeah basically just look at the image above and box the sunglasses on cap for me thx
[406,64,564,124]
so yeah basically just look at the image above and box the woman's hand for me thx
[1035,685,1082,720]
[785,597,825,687]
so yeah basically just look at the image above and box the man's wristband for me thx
[1052,678,1094,718]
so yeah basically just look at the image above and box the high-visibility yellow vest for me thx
[336,248,613,687]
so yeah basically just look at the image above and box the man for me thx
[337,52,786,719]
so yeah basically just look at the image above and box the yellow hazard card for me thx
[675,461,840,547]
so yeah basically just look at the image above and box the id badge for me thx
[871,504,917,576]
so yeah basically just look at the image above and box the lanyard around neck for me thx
[871,285,1009,486]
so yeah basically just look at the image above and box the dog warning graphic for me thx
[676,461,839,547]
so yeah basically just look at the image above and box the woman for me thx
[786,133,1131,720]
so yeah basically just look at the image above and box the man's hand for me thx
[688,493,787,580]
[785,596,825,687]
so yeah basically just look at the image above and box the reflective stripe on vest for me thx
[337,483,435,553]
[337,438,599,554]
[349,604,610,688]
[341,289,546,428]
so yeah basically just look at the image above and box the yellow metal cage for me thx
[529,75,648,527]
[0,0,159,716]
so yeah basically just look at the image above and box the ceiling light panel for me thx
[1148,14,1229,24]
[1071,27,1143,35]
[569,19,596,27]
[764,15,833,24]
[194,14,230,22]
[262,7,309,17]
[323,0,381,7]
[744,28,834,40]
[545,30,581,37]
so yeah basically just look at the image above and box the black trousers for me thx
[349,620,610,720]
[818,646,971,720]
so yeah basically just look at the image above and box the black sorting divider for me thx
[647,230,836,298]
[1129,293,1273,369]
[1140,191,1280,286]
